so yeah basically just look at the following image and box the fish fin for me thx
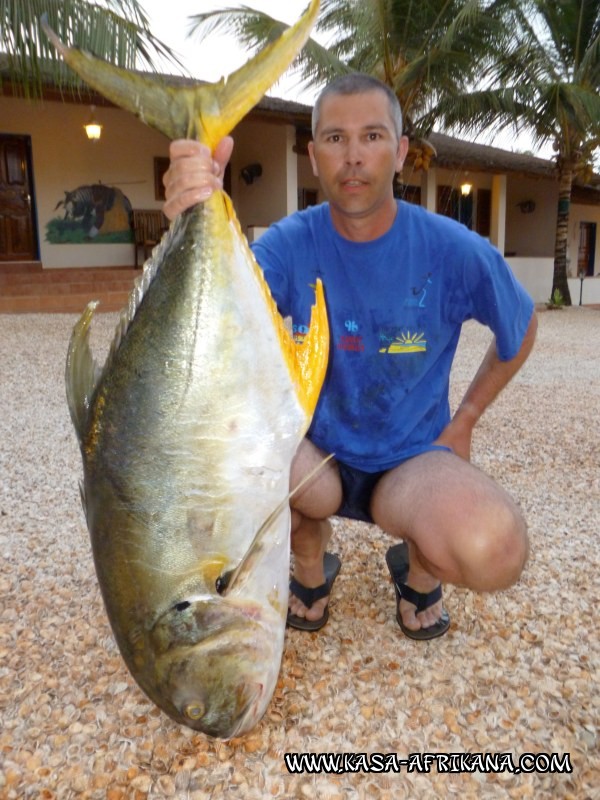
[219,454,334,596]
[41,0,320,148]
[291,278,329,418]
[65,301,101,441]
[102,222,172,367]
[196,0,320,149]
[78,479,88,517]
[221,193,329,422]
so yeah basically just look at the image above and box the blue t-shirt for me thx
[251,201,534,472]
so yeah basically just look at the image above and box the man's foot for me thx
[385,542,450,640]
[287,552,341,631]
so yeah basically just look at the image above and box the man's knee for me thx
[290,439,342,520]
[461,503,529,591]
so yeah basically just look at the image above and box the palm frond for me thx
[188,5,350,94]
[0,0,183,98]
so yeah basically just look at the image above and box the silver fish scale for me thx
[82,197,306,688]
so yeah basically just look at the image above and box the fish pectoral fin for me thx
[65,301,101,441]
[290,278,329,419]
[221,193,329,423]
[219,454,334,597]
[42,0,320,148]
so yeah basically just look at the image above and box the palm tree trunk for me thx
[552,164,574,306]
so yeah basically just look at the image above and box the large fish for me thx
[45,0,328,739]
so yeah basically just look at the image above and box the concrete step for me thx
[0,267,139,314]
[0,261,43,274]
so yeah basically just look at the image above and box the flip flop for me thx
[385,542,450,640]
[287,552,342,632]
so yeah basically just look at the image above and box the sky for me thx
[141,0,320,105]
[139,0,553,159]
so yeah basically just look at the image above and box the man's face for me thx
[308,90,408,229]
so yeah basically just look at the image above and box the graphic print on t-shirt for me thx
[379,331,427,354]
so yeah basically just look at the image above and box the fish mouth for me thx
[227,683,265,738]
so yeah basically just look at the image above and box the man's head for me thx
[308,72,408,239]
[312,73,403,141]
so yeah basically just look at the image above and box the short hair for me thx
[312,73,403,140]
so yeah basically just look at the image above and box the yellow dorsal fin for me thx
[221,193,329,420]
[41,0,320,148]
[293,278,329,417]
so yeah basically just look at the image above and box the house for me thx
[1,76,599,304]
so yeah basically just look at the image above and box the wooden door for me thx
[577,222,596,277]
[0,136,38,261]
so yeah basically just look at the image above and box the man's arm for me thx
[435,312,538,460]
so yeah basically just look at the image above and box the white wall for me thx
[298,151,321,204]
[3,94,599,278]
[230,119,294,232]
[507,256,600,303]
[1,96,314,269]
[505,176,559,258]
[1,95,170,267]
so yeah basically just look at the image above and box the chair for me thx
[132,209,169,267]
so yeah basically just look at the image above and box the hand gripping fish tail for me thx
[52,1,328,739]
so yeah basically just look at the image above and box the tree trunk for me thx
[552,164,574,306]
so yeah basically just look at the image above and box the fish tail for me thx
[41,0,320,149]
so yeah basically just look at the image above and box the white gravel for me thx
[0,307,598,799]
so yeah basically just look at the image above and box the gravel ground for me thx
[0,307,598,799]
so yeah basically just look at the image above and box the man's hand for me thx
[162,137,234,220]
[435,313,538,463]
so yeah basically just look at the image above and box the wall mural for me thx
[46,183,133,243]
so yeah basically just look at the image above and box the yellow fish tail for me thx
[41,0,320,149]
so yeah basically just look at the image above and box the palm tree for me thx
[407,0,600,305]
[192,0,600,305]
[0,0,180,97]
[189,0,514,165]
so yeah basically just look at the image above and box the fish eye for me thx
[216,569,233,594]
[185,702,205,721]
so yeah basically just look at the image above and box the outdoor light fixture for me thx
[240,163,263,185]
[517,200,536,214]
[84,106,102,141]
[460,182,472,196]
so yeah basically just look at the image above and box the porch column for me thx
[285,125,299,216]
[420,167,437,212]
[490,174,507,255]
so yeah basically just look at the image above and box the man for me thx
[163,73,537,639]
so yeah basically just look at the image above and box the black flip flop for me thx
[385,542,450,640]
[287,552,341,632]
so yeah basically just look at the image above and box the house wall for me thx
[298,151,322,204]
[507,257,600,303]
[505,176,558,258]
[2,94,598,284]
[1,96,310,268]
[1,95,170,267]
[230,119,318,232]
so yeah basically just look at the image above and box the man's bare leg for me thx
[371,450,528,634]
[288,440,342,624]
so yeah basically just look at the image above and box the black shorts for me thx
[335,462,386,524]
[334,445,453,525]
